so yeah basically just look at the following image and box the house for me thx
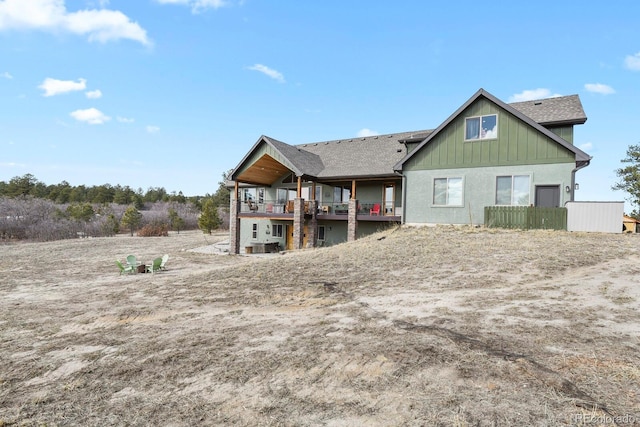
[228,88,591,253]
[623,215,639,233]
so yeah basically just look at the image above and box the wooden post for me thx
[234,181,239,200]
[351,180,356,199]
[297,176,302,198]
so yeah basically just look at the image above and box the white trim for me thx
[464,113,498,142]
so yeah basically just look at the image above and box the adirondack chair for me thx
[116,260,134,275]
[369,203,381,216]
[146,257,163,274]
[126,255,138,269]
[160,254,169,270]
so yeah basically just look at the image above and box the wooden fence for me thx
[484,206,567,230]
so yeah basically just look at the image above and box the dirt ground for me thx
[1,226,639,426]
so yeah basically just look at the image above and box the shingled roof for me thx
[232,89,589,183]
[297,130,431,180]
[509,95,587,126]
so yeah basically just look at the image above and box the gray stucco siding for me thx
[403,163,576,225]
[239,218,286,250]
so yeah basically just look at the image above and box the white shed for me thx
[565,201,624,233]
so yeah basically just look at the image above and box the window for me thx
[333,186,350,202]
[272,224,283,238]
[318,225,325,241]
[252,223,258,239]
[383,184,395,215]
[465,114,497,141]
[243,187,264,203]
[433,178,463,206]
[277,188,288,204]
[496,175,530,205]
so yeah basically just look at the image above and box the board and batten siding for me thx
[546,125,574,145]
[404,99,575,172]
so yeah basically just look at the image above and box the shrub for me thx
[137,223,169,237]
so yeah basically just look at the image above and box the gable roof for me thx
[232,89,591,184]
[393,88,591,172]
[264,136,325,177]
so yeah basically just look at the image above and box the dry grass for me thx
[1,226,639,426]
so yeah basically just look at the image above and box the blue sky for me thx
[1,0,639,206]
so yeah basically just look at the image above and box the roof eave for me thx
[540,118,587,127]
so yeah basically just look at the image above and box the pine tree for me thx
[613,144,640,217]
[121,206,143,236]
[198,199,220,235]
[168,208,185,234]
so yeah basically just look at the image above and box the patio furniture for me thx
[126,255,139,270]
[116,260,134,275]
[370,203,381,216]
[160,254,169,270]
[146,257,162,274]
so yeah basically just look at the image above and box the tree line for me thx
[0,173,231,241]
[0,173,205,207]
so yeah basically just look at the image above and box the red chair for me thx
[369,203,381,215]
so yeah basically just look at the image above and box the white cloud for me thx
[357,128,379,137]
[85,89,102,99]
[1,71,12,79]
[146,125,160,133]
[584,83,615,95]
[39,77,86,96]
[508,88,562,103]
[155,0,227,13]
[0,0,150,45]
[0,161,27,168]
[70,107,111,124]
[579,142,593,152]
[117,116,134,123]
[247,64,285,83]
[624,52,640,71]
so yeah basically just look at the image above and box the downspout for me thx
[570,159,591,202]
[402,173,407,224]
[395,171,406,224]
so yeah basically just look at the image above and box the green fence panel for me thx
[484,206,567,230]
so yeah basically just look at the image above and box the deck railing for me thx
[240,199,400,218]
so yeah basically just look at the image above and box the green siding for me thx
[404,99,575,171]
[547,126,574,144]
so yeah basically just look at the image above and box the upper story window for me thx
[465,114,497,141]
